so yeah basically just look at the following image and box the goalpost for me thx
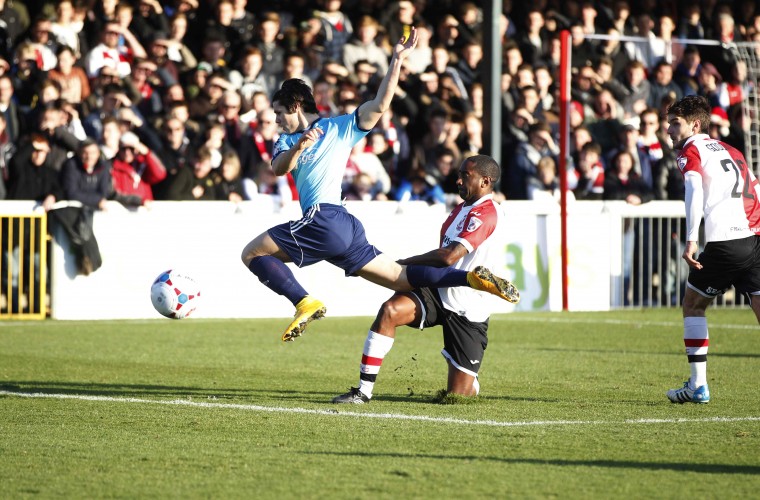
[734,41,760,175]
[559,33,760,177]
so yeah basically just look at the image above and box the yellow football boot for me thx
[282,296,327,342]
[466,266,520,304]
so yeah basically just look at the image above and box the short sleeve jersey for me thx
[677,133,760,242]
[272,110,369,213]
[437,194,505,322]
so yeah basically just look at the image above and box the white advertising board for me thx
[0,198,670,319]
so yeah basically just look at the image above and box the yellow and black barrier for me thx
[1,211,49,319]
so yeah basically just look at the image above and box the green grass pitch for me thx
[1,309,759,498]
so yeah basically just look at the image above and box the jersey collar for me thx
[467,193,494,207]
[683,133,710,148]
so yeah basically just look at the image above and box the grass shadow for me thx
[304,450,760,475]
[0,380,344,402]
[0,381,559,406]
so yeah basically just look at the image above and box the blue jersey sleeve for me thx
[272,134,297,163]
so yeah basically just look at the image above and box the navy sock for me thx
[405,265,468,289]
[247,256,308,306]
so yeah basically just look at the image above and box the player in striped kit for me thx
[666,96,760,404]
[332,155,515,403]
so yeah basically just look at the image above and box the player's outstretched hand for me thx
[395,26,418,60]
[682,240,703,270]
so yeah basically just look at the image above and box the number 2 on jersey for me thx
[720,158,756,200]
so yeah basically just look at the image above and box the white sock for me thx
[357,330,394,399]
[684,316,709,388]
[472,376,480,396]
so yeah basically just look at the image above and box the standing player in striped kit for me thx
[332,155,513,403]
[666,96,760,404]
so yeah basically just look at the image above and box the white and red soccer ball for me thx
[150,269,201,319]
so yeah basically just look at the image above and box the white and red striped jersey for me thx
[84,43,133,79]
[677,133,760,243]
[437,193,505,322]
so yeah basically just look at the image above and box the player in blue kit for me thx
[241,27,519,342]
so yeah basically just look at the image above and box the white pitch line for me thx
[501,316,758,331]
[2,317,756,331]
[2,390,760,428]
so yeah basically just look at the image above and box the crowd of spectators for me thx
[0,0,758,213]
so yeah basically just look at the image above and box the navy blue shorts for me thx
[268,204,381,276]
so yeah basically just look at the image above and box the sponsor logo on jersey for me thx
[299,150,317,164]
[456,218,465,231]
[677,156,687,171]
[466,217,483,232]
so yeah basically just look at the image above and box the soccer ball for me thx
[150,269,201,319]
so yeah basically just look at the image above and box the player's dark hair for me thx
[272,78,318,114]
[667,95,710,133]
[467,154,501,185]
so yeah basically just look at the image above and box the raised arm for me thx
[119,25,148,60]
[356,27,418,131]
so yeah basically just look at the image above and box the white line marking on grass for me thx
[3,317,755,331]
[3,390,760,428]
[503,317,758,331]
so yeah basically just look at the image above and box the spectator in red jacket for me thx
[111,130,166,207]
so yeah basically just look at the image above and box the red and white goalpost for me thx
[558,30,572,311]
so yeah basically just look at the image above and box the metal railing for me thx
[618,214,747,309]
[1,211,49,319]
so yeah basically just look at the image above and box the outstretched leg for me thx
[332,292,420,404]
[356,255,520,304]
[241,230,326,341]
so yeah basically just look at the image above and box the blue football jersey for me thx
[273,110,369,212]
